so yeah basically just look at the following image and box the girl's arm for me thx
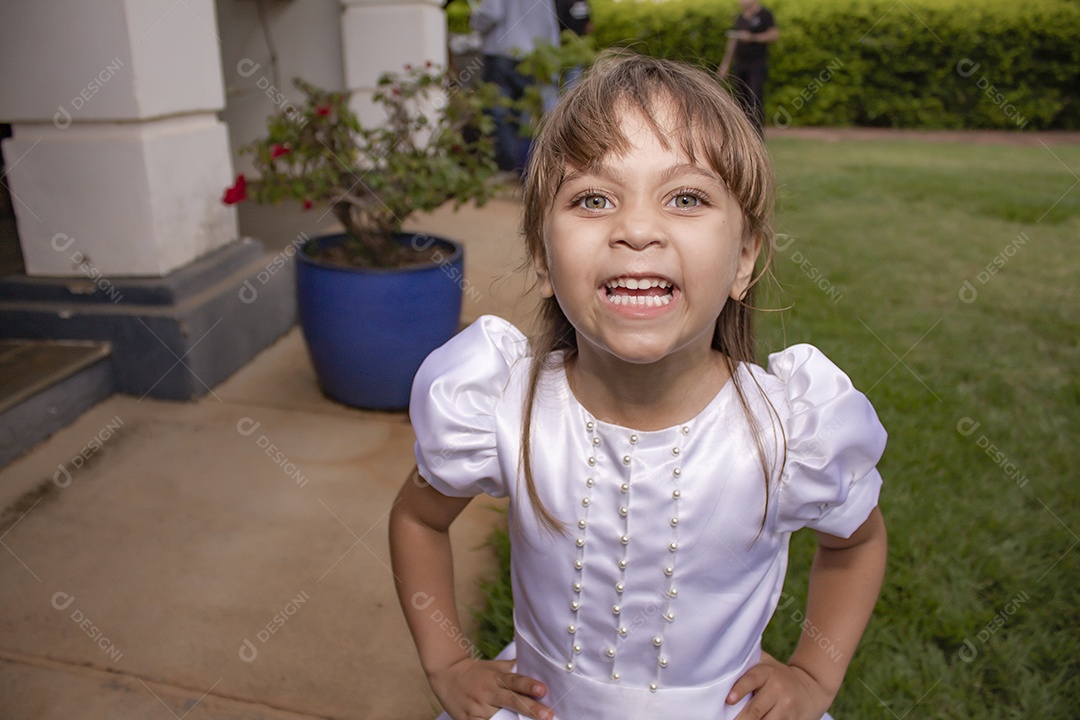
[389,471,552,720]
[728,506,888,719]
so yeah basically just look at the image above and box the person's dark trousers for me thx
[731,63,767,136]
[483,54,531,172]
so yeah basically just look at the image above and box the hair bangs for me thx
[525,51,773,261]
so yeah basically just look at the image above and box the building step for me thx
[0,239,296,401]
[0,339,115,468]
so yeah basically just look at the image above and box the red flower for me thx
[302,199,314,210]
[316,105,331,117]
[222,174,247,205]
[391,87,402,97]
[270,143,290,159]
[425,60,433,68]
[404,63,413,71]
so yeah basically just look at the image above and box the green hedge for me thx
[590,0,1080,129]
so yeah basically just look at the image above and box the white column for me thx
[340,0,448,126]
[0,0,237,278]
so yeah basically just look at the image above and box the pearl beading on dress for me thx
[650,425,688,690]
[566,420,599,672]
[609,430,635,680]
[565,417,690,691]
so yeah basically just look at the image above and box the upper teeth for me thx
[606,277,672,290]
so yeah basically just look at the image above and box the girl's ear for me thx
[730,231,763,301]
[534,251,555,298]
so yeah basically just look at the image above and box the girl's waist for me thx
[514,630,756,720]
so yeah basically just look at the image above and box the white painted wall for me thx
[0,0,236,278]
[0,0,452,271]
[216,0,346,179]
[216,0,449,248]
[217,0,449,172]
[7,118,236,277]
[342,0,448,127]
[0,0,224,122]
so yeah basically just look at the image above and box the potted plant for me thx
[223,64,504,409]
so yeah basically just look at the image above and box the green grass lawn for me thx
[474,137,1080,718]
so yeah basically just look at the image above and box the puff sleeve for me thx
[410,315,529,499]
[769,344,887,538]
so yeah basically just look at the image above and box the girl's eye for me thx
[578,194,611,210]
[671,193,702,209]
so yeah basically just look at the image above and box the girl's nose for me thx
[609,201,667,251]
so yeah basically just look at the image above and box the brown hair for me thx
[520,51,782,533]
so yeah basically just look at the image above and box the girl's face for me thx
[538,103,759,370]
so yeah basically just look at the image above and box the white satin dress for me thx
[411,316,886,720]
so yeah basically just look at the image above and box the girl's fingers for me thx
[517,697,555,720]
[491,669,551,719]
[438,659,552,720]
[496,686,553,720]
[489,659,516,673]
[494,669,548,699]
[498,671,547,699]
[727,664,767,704]
[732,693,775,720]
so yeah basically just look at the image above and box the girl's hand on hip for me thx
[727,652,832,720]
[430,657,554,720]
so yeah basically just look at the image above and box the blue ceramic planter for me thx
[296,232,464,410]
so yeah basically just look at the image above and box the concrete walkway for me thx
[0,198,529,719]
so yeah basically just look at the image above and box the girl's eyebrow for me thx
[658,163,726,189]
[562,165,627,187]
[561,163,724,190]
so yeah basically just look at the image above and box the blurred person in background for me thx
[556,0,592,88]
[471,0,559,173]
[718,0,780,135]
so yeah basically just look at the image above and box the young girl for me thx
[390,53,887,720]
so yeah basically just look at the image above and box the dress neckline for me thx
[553,356,744,436]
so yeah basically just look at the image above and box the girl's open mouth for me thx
[603,276,676,308]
